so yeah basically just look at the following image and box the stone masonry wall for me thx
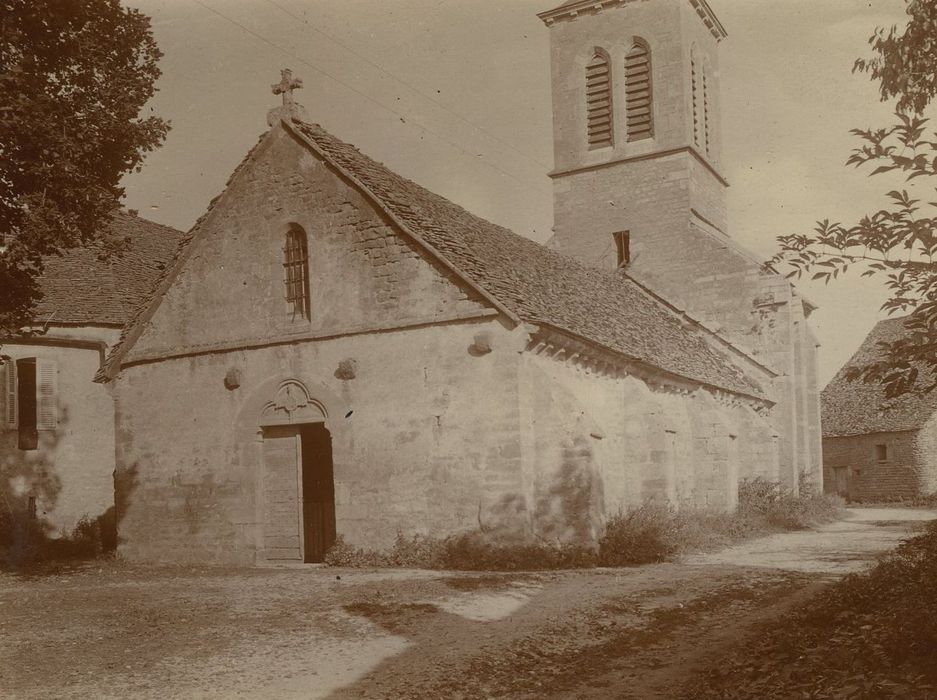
[822,430,928,502]
[115,318,522,565]
[518,347,778,523]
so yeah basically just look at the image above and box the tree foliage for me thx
[0,0,169,333]
[767,0,937,398]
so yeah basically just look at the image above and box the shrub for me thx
[324,531,596,571]
[388,533,447,568]
[326,479,847,572]
[0,508,117,570]
[737,475,844,530]
[440,532,596,571]
[598,502,681,566]
[323,535,389,568]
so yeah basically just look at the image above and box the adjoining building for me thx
[0,212,183,535]
[822,317,937,502]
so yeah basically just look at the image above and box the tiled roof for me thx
[98,118,765,399]
[822,316,937,437]
[34,211,185,326]
[289,120,764,399]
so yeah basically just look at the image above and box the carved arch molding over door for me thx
[258,379,336,563]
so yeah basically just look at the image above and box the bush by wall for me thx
[324,531,596,571]
[0,508,117,570]
[327,476,845,571]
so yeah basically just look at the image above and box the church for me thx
[87,0,821,565]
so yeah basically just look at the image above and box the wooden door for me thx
[262,426,302,560]
[833,467,849,498]
[300,424,336,563]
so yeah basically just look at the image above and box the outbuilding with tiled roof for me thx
[1,211,184,537]
[822,317,937,501]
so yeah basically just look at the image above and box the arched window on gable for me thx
[586,50,613,149]
[283,224,310,320]
[625,40,653,141]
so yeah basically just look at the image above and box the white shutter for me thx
[36,358,57,431]
[4,360,16,429]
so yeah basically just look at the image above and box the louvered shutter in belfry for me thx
[4,360,16,429]
[691,57,702,147]
[625,43,652,141]
[36,358,57,430]
[586,53,613,148]
[702,66,711,156]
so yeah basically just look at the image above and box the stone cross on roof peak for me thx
[268,68,308,126]
[272,68,302,106]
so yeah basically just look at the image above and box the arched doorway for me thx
[259,380,336,563]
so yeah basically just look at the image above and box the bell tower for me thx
[539,1,825,495]
[538,0,729,282]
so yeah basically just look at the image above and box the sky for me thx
[121,0,912,385]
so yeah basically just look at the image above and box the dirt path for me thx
[1,507,932,699]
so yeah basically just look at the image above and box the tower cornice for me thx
[537,0,727,42]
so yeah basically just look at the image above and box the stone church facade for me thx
[94,0,821,565]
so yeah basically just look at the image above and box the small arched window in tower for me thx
[283,225,310,320]
[625,41,653,141]
[586,51,613,149]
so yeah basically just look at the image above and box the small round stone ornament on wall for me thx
[335,358,357,380]
[224,367,242,390]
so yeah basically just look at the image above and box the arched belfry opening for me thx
[259,380,336,563]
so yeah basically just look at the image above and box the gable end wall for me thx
[126,125,489,363]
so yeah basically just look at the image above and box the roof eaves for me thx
[535,321,771,404]
[538,0,727,41]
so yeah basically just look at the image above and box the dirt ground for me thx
[1,507,933,699]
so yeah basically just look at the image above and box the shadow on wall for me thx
[474,436,605,546]
[534,435,604,544]
[0,405,67,566]
[0,405,139,569]
[114,461,139,546]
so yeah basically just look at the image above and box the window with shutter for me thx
[4,360,16,429]
[283,225,310,320]
[586,51,613,149]
[625,41,652,142]
[16,358,37,450]
[36,358,57,431]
